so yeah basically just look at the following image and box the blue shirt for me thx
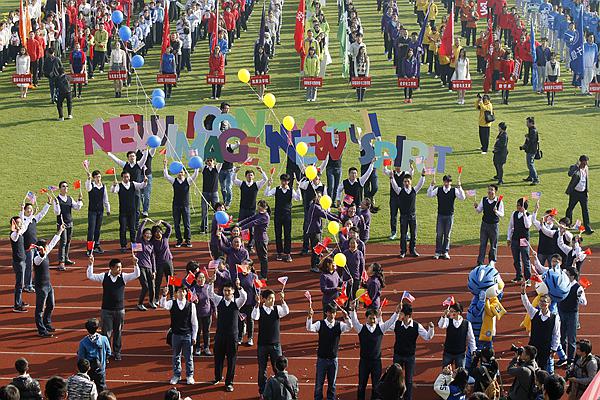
[78,333,111,372]
[162,53,176,74]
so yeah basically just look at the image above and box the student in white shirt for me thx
[53,181,83,271]
[389,169,426,257]
[109,41,127,97]
[438,302,476,369]
[160,285,199,385]
[507,197,533,284]
[163,158,199,247]
[264,174,302,261]
[85,169,111,255]
[427,174,466,259]
[474,184,505,265]
[20,196,52,293]
[110,172,148,252]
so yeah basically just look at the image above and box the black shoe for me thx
[300,250,309,255]
[46,326,56,332]
[493,175,498,180]
[310,266,320,273]
[94,246,104,254]
[175,241,183,248]
[65,259,75,265]
[39,331,53,338]
[21,302,29,307]
[194,349,202,356]
[410,250,420,257]
[211,378,222,385]
[114,354,122,361]
[497,180,504,185]
[13,306,27,313]
[184,241,192,248]
[120,247,127,253]
[584,229,595,235]
[522,177,533,182]
[530,181,539,186]
[23,287,35,293]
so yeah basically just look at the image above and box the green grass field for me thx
[1,0,599,246]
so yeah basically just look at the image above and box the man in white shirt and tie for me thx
[160,285,198,385]
[474,184,505,265]
[53,181,83,271]
[438,302,476,368]
[507,197,533,285]
[566,155,593,235]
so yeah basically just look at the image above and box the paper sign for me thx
[451,80,472,90]
[250,75,271,86]
[87,241,95,251]
[157,74,177,84]
[590,83,600,93]
[519,238,529,247]
[397,77,419,88]
[70,73,87,84]
[206,75,226,85]
[351,76,372,88]
[108,70,128,80]
[302,77,323,87]
[543,81,563,92]
[496,80,515,91]
[12,74,32,84]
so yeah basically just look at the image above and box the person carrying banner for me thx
[53,180,83,271]
[545,51,560,105]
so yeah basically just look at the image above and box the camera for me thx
[511,344,524,355]
[474,349,482,358]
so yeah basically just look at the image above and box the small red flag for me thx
[334,291,349,307]
[185,271,195,285]
[236,264,248,273]
[530,274,543,283]
[253,278,267,289]
[340,227,348,236]
[498,195,504,203]
[168,276,182,286]
[73,180,81,189]
[549,208,558,216]
[383,158,392,167]
[39,188,48,194]
[343,194,355,205]
[361,269,369,283]
[270,167,276,175]
[313,243,326,255]
[457,166,463,174]
[86,241,95,251]
[584,248,592,255]
[380,298,389,308]
[358,291,372,307]
[105,167,115,175]
[322,237,332,247]
[579,276,592,289]
[159,148,167,155]
[579,225,586,233]
[241,229,251,241]
[442,296,455,306]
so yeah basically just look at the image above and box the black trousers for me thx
[211,84,222,98]
[238,304,254,341]
[566,190,590,230]
[255,239,269,279]
[196,314,211,349]
[274,213,292,255]
[31,60,39,85]
[138,267,155,305]
[154,260,174,300]
[173,204,191,242]
[56,92,72,118]
[181,48,192,71]
[479,126,491,152]
[390,195,400,235]
[358,358,382,400]
[493,158,505,182]
[87,210,103,244]
[309,231,321,269]
[214,333,238,385]
[400,214,417,254]
[119,213,136,248]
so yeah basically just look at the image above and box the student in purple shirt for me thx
[239,200,271,280]
[213,257,231,295]
[341,204,365,233]
[191,270,214,356]
[307,194,341,273]
[364,263,385,309]
[151,220,174,301]
[136,219,156,311]
[237,263,259,346]
[320,257,341,309]
[358,198,375,243]
[218,234,250,279]
[210,203,227,259]
[340,227,366,257]
[342,238,365,303]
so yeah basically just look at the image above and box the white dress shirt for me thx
[33,233,61,265]
[107,149,148,169]
[350,310,398,333]
[390,175,426,195]
[87,262,141,283]
[251,303,290,320]
[53,194,84,215]
[159,297,199,339]
[397,319,435,341]
[163,167,199,185]
[20,203,51,226]
[207,283,247,309]
[426,185,466,200]
[233,169,269,189]
[507,211,533,241]
[110,180,147,193]
[264,185,302,201]
[532,212,557,239]
[306,317,353,333]
[574,166,588,192]
[336,162,375,202]
[521,294,561,351]
[437,316,477,354]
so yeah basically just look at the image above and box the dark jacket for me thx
[10,375,43,400]
[55,73,71,95]
[522,127,538,154]
[493,131,508,163]
[43,55,63,79]
[254,51,269,74]
[263,371,299,400]
[507,357,538,400]
[565,164,587,194]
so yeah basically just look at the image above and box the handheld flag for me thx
[439,4,454,57]
[131,242,143,252]
[568,6,585,78]
[168,276,183,286]
[105,168,116,175]
[39,188,48,194]
[258,2,266,47]
[579,225,587,233]
[241,229,251,241]
[73,180,81,189]
[483,13,494,92]
[313,243,327,255]
[239,313,247,321]
[187,290,198,302]
[530,274,543,283]
[442,296,455,306]
[584,248,592,255]
[357,290,372,307]
[340,226,348,236]
[48,185,59,192]
[383,158,392,167]
[466,189,477,197]
[161,1,171,56]
[322,237,332,247]
[304,290,312,306]
[574,219,582,230]
[294,0,306,67]
[82,159,90,170]
[208,259,221,270]
[185,271,196,285]
[342,194,355,205]
[254,278,267,289]
[380,298,389,308]
[334,283,349,307]
[579,276,592,289]
[549,208,558,217]
[277,276,289,287]
[401,291,415,303]
[270,167,276,176]
[86,241,95,251]
[361,269,369,283]
[159,148,167,155]
[25,191,36,203]
[530,23,539,92]
[236,264,248,274]
[457,166,463,174]
[519,238,529,247]
[531,191,541,200]
[498,195,504,203]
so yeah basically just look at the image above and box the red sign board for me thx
[108,70,128,80]
[351,76,372,88]
[496,80,515,91]
[12,74,32,84]
[302,77,323,87]
[451,80,472,90]
[70,73,87,84]
[250,75,271,86]
[397,77,419,88]
[589,83,600,93]
[206,75,226,85]
[157,74,177,84]
[544,81,563,92]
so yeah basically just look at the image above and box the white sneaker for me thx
[433,253,440,259]
[57,117,64,121]
[67,115,73,119]
[389,233,397,240]
[186,376,195,385]
[137,304,147,311]
[169,376,179,385]
[247,338,254,346]
[443,253,451,260]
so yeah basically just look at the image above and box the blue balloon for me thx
[215,211,229,225]
[147,135,161,148]
[152,96,165,109]
[169,161,184,174]
[111,10,124,24]
[118,25,131,42]
[131,54,144,69]
[189,156,203,169]
[152,88,165,98]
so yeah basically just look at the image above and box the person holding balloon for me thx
[298,165,327,255]
[319,257,341,310]
[109,41,127,98]
[306,193,341,273]
[341,237,365,305]
[163,157,199,248]
[233,166,268,252]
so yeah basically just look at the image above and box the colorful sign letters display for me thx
[82,107,453,172]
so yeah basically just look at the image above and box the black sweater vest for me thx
[216,299,239,337]
[437,188,457,216]
[444,319,468,355]
[342,179,362,206]
[123,163,143,183]
[389,172,405,200]
[302,183,324,207]
[23,219,38,249]
[88,185,105,212]
[512,212,530,240]
[529,312,555,353]
[170,301,193,335]
[102,273,125,310]
[258,306,281,345]
[317,320,342,359]
[57,196,73,225]
[202,168,219,193]
[358,324,384,360]
[172,179,190,206]
[34,255,51,287]
[11,235,26,263]
[482,198,499,224]
[398,187,417,215]
[538,228,558,255]
[393,321,419,357]
[558,283,580,313]
[118,183,136,214]
[275,187,293,216]
[240,182,259,211]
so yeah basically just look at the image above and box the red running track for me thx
[0,240,597,399]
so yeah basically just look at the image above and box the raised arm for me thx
[136,148,149,168]
[427,184,438,198]
[389,175,401,195]
[188,168,200,183]
[122,263,141,283]
[358,162,374,186]
[414,174,426,193]
[163,161,175,184]
[255,167,269,189]
[86,256,105,282]
[107,152,126,168]
[350,309,363,333]
[235,287,248,308]
[520,292,538,319]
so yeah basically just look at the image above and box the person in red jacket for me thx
[499,50,515,104]
[514,33,533,85]
[491,40,506,92]
[498,6,511,45]
[35,29,47,82]
[223,5,236,49]
[209,46,225,99]
[232,2,241,40]
[26,31,43,86]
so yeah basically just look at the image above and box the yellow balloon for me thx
[296,142,308,157]
[237,68,251,84]
[283,115,295,131]
[333,252,347,267]
[305,165,318,181]
[328,220,340,235]
[263,93,276,108]
[356,288,367,301]
[320,194,332,210]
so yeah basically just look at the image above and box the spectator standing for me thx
[565,155,592,234]
[520,116,539,185]
[10,358,43,400]
[78,318,111,392]
[263,356,299,400]
[67,359,98,400]
[492,122,508,185]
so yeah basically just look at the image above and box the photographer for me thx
[566,339,598,399]
[470,347,499,394]
[507,345,538,400]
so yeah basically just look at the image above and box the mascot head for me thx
[535,269,570,303]
[468,264,505,298]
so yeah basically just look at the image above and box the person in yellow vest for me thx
[438,32,451,88]
[428,1,439,28]
[448,36,463,91]
[304,46,320,102]
[303,29,321,61]
[427,26,441,75]
[475,94,494,154]
[416,0,429,27]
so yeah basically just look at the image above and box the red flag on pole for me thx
[439,4,454,57]
[294,0,306,68]
[211,0,219,51]
[19,0,32,47]
[483,14,494,93]
[161,1,170,56]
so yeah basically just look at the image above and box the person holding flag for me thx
[238,199,271,280]
[392,302,435,400]
[251,288,290,397]
[151,220,175,303]
[111,171,148,253]
[233,166,269,251]
[305,193,340,273]
[350,300,400,400]
[236,261,259,346]
[319,258,341,310]
[507,197,533,285]
[438,301,476,368]
[107,148,150,221]
[53,180,83,271]
[342,238,365,304]
[218,233,250,279]
[364,263,385,309]
[85,169,111,256]
[294,0,306,70]
[21,193,53,294]
[188,268,213,356]
[474,184,504,265]
[135,219,156,311]
[306,303,352,400]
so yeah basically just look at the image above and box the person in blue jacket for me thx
[161,46,176,98]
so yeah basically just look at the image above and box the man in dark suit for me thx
[520,117,539,186]
[566,155,593,234]
[493,122,508,185]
